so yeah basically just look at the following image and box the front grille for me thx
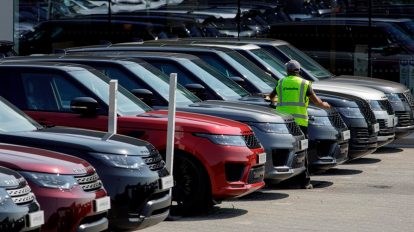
[75,172,103,192]
[285,121,304,136]
[395,111,413,127]
[272,149,289,166]
[403,90,414,107]
[377,119,386,128]
[6,185,35,205]
[291,150,306,169]
[377,119,395,136]
[143,148,165,171]
[243,134,261,149]
[355,100,376,124]
[350,128,370,139]
[329,112,347,129]
[247,165,265,184]
[378,100,394,114]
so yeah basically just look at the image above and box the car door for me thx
[15,69,109,131]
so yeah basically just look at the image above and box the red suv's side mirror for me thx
[70,97,99,116]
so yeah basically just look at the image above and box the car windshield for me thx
[277,45,333,80]
[127,62,202,104]
[0,99,39,132]
[70,69,152,116]
[225,51,275,92]
[191,59,251,99]
[249,48,287,78]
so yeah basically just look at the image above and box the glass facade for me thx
[8,0,414,93]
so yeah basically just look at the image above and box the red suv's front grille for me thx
[74,172,103,192]
[6,184,35,205]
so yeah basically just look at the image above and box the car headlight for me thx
[248,122,290,133]
[385,93,402,103]
[337,107,364,119]
[194,133,246,146]
[91,153,147,169]
[0,189,11,204]
[309,116,332,126]
[20,172,78,190]
[369,100,384,111]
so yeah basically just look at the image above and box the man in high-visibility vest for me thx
[269,60,331,189]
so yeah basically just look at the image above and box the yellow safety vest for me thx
[276,75,310,127]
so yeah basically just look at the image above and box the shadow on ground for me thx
[237,190,289,201]
[345,157,381,165]
[375,147,404,154]
[311,180,334,189]
[169,206,248,221]
[316,168,363,176]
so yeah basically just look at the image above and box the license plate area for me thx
[257,153,266,165]
[299,139,308,150]
[27,210,44,228]
[342,130,350,140]
[94,196,111,213]
[160,175,174,190]
[373,123,380,133]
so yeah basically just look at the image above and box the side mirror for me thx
[130,89,154,106]
[70,97,99,116]
[229,76,245,86]
[185,83,207,100]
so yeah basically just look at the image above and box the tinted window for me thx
[20,71,93,112]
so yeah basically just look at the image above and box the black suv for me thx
[0,97,171,231]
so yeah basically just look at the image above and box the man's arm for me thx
[268,88,277,103]
[308,86,331,109]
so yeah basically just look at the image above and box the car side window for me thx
[20,71,91,112]
[21,73,60,111]
[149,61,198,86]
[0,69,27,109]
[191,52,238,78]
[349,25,390,49]
[52,76,92,112]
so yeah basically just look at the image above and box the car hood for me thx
[313,82,387,100]
[183,100,288,123]
[0,127,155,156]
[326,75,409,93]
[123,110,253,135]
[0,144,92,175]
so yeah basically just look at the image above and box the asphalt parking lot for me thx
[144,145,414,232]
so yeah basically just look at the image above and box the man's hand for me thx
[321,101,331,109]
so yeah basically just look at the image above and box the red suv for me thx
[0,143,110,232]
[0,62,266,213]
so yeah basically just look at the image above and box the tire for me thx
[172,153,212,215]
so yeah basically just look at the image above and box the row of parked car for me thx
[0,37,413,231]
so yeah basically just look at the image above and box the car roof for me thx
[0,60,91,72]
[5,54,146,64]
